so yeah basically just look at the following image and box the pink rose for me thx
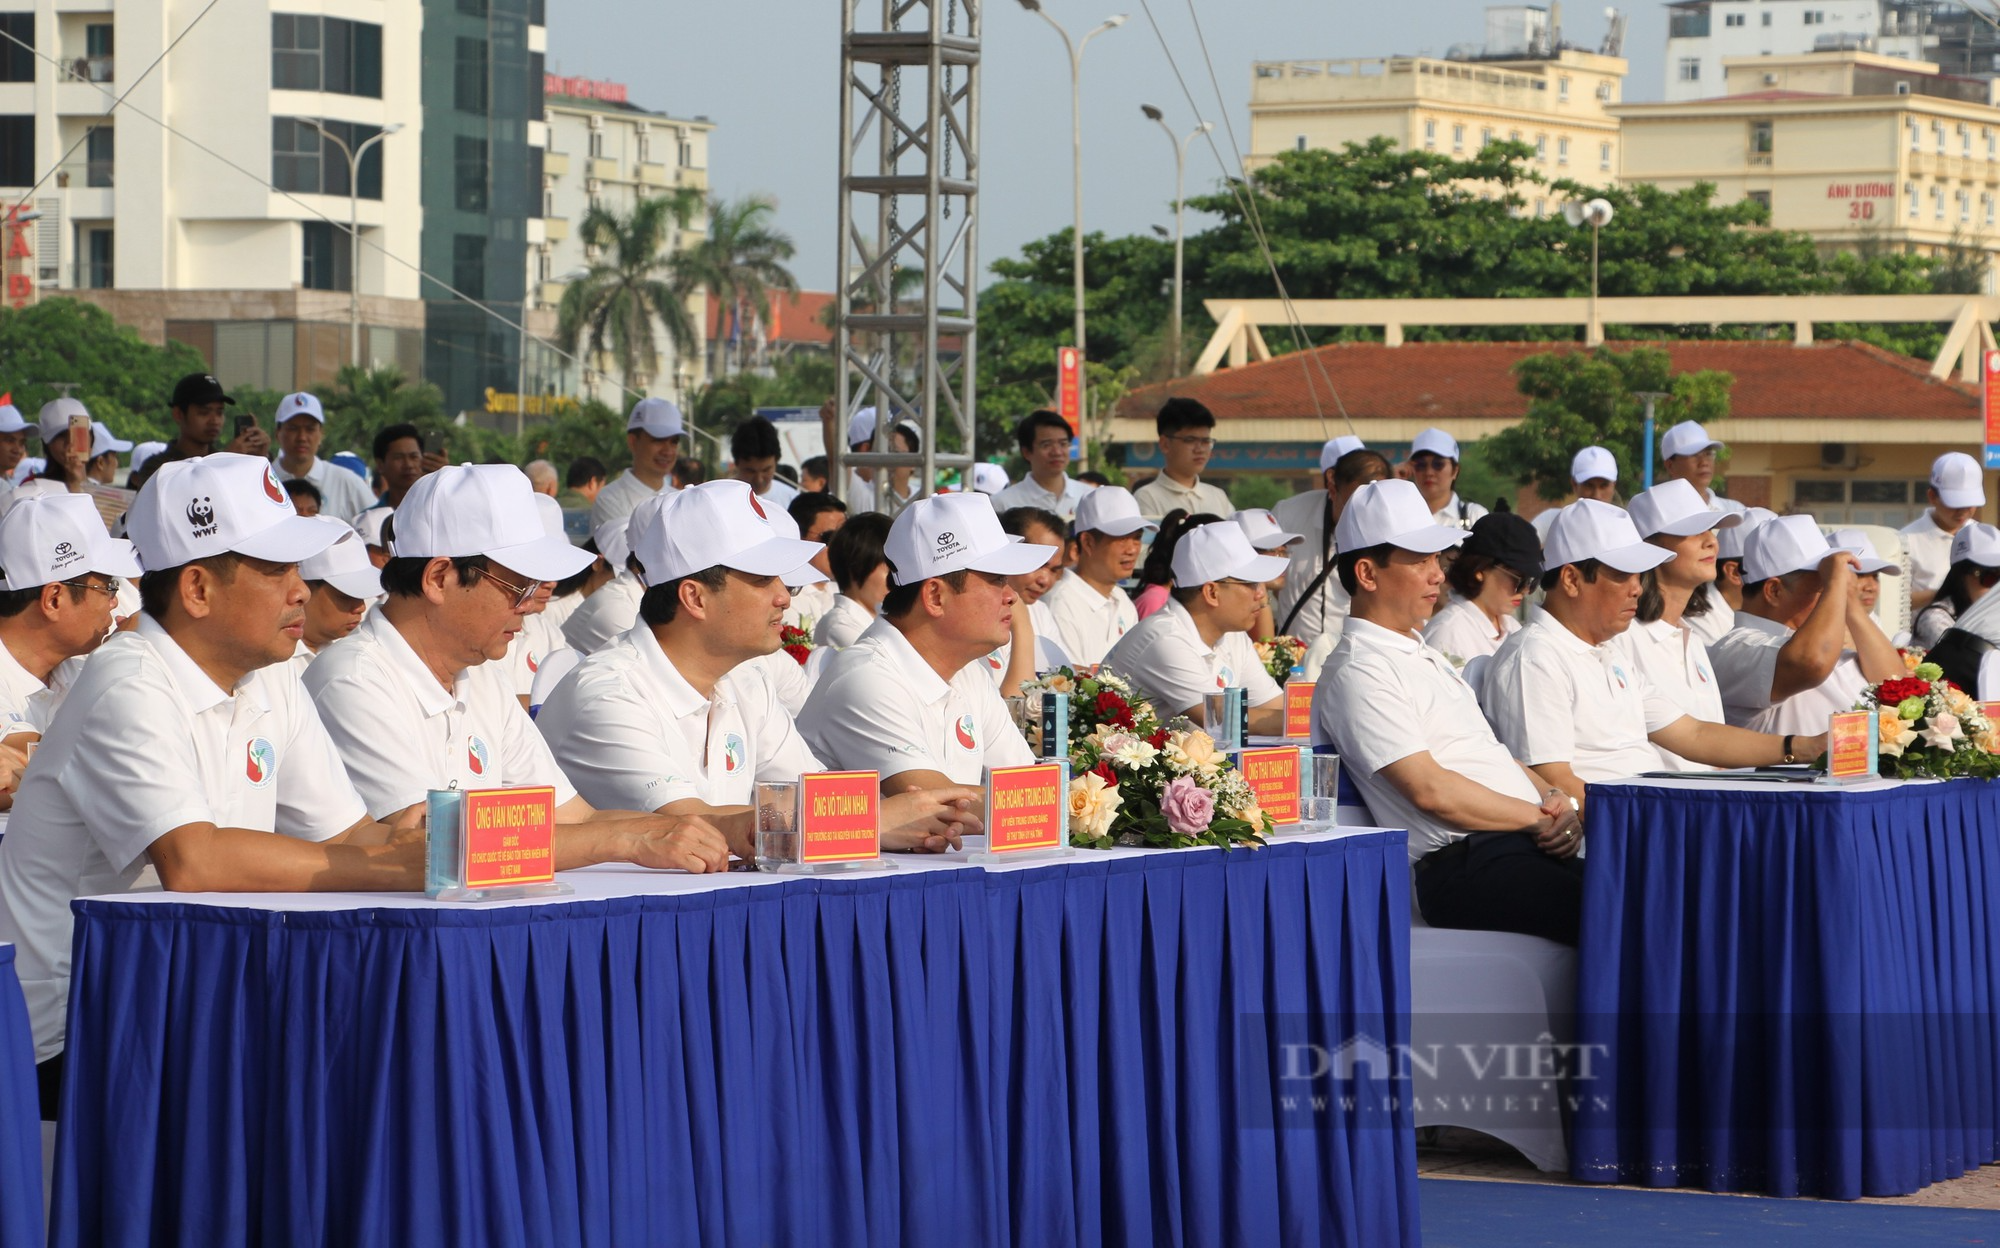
[1161,774,1216,837]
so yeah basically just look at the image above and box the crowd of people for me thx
[0,370,1993,1137]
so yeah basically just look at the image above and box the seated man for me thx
[537,480,983,851]
[1481,500,1821,808]
[798,493,1056,791]
[1308,479,1584,945]
[1709,515,1903,734]
[0,492,140,736]
[0,454,426,1110]
[1101,521,1288,735]
[1038,486,1152,667]
[563,514,645,653]
[304,463,733,863]
[290,516,382,678]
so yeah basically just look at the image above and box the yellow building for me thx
[1614,51,2000,287]
[1249,47,1628,212]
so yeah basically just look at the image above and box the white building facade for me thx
[1663,0,1930,100]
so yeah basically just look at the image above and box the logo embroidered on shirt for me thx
[245,737,276,787]
[954,714,977,750]
[468,735,491,776]
[1610,665,1629,690]
[721,733,746,773]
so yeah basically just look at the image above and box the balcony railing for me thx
[65,56,112,84]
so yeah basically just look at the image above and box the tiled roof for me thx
[1118,339,1979,424]
[704,290,835,346]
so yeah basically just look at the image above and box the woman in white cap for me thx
[1910,521,2000,649]
[1406,428,1489,530]
[1422,513,1541,668]
[1231,508,1304,641]
[1622,480,1742,769]
[1900,451,1987,610]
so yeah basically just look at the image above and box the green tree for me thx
[0,298,209,441]
[556,190,705,393]
[678,194,799,380]
[313,364,450,462]
[1481,346,1734,502]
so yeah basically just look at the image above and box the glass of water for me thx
[755,781,800,870]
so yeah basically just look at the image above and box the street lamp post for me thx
[300,119,403,371]
[1018,1,1125,434]
[1634,390,1668,489]
[1561,197,1616,348]
[1141,104,1211,377]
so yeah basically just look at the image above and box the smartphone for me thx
[67,413,88,453]
[234,413,257,438]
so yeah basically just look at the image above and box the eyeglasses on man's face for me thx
[478,564,542,611]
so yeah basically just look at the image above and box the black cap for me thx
[1464,512,1543,583]
[170,373,235,409]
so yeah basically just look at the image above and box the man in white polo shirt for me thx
[1482,500,1816,804]
[589,398,683,531]
[271,392,375,523]
[993,410,1091,520]
[1038,485,1152,667]
[1901,451,1986,610]
[538,480,983,852]
[1407,428,1489,530]
[290,516,381,679]
[1101,521,1288,734]
[843,406,880,513]
[1131,398,1234,521]
[1307,479,1584,944]
[1659,420,1750,518]
[305,463,735,864]
[0,492,139,741]
[0,454,423,1101]
[1531,446,1620,540]
[798,492,1054,790]
[1708,514,1903,734]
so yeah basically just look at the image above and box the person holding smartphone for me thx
[126,373,269,490]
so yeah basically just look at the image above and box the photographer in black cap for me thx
[128,373,269,490]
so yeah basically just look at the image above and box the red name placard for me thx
[1986,351,2000,452]
[985,763,1065,854]
[801,770,880,863]
[462,786,557,889]
[1284,682,1314,740]
[1827,710,1878,782]
[1239,747,1302,826]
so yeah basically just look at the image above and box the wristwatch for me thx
[1782,734,1797,765]
[1545,787,1579,813]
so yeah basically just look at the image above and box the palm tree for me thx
[678,193,799,379]
[555,189,704,393]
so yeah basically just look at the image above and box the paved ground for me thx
[1416,1127,2000,1210]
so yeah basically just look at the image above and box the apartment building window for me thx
[1749,119,1773,160]
[0,15,31,83]
[1558,136,1570,164]
[80,227,111,289]
[541,177,553,219]
[271,118,383,198]
[83,126,111,188]
[1961,124,1973,156]
[1452,123,1464,152]
[1725,11,1746,24]
[1907,182,1919,217]
[1480,127,1493,148]
[272,15,382,98]
[1535,134,1547,160]
[1988,128,1996,159]
[1677,58,1700,83]
[1423,119,1436,149]
[1910,118,1922,150]
[678,134,693,167]
[1535,199,1547,218]
[637,127,652,163]
[454,136,488,212]
[1959,188,1972,222]
[1935,120,1947,153]
[1935,185,1947,219]
[1987,193,1996,225]
[1599,140,1612,170]
[300,220,351,292]
[1803,9,1826,23]
[454,37,488,113]
[0,116,29,187]
[1294,135,1306,152]
[1746,190,1772,210]
[1558,76,1570,98]
[453,235,486,299]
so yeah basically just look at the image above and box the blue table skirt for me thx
[1572,781,2000,1199]
[55,832,1417,1248]
[0,946,41,1248]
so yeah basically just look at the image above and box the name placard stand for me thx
[1821,709,1880,786]
[756,770,893,873]
[1235,745,1310,835]
[967,759,1073,863]
[425,784,573,903]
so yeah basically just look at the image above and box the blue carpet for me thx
[1419,1177,2000,1247]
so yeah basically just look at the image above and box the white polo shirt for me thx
[785,580,836,634]
[797,617,1034,785]
[845,471,876,513]
[1132,474,1233,522]
[1310,618,1542,861]
[1101,596,1282,717]
[1708,611,1870,735]
[563,574,644,654]
[813,594,875,651]
[1900,510,1957,597]
[0,615,364,1060]
[496,609,565,699]
[304,609,576,821]
[759,476,800,511]
[1686,598,1735,648]
[1039,570,1138,667]
[1431,493,1490,530]
[1421,597,1519,668]
[994,473,1091,521]
[1617,617,1724,772]
[537,624,821,812]
[1481,610,1682,786]
[1269,488,1350,647]
[589,469,674,533]
[281,455,376,524]
[978,599,1071,685]
[0,638,48,737]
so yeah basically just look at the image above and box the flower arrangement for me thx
[1024,667,1273,850]
[1255,635,1306,685]
[1899,647,1928,675]
[780,625,813,666]
[1855,662,2000,780]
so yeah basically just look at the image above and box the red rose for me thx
[1878,677,1931,704]
[1090,761,1119,786]
[783,643,811,665]
[1094,690,1135,729]
[1146,728,1169,749]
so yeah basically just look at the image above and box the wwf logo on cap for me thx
[186,495,218,538]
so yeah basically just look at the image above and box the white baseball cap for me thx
[0,478,64,520]
[1570,445,1617,485]
[355,506,394,552]
[88,422,132,458]
[969,463,1009,495]
[626,398,684,440]
[1660,420,1722,460]
[1318,435,1365,472]
[1231,508,1304,551]
[1716,506,1777,563]
[0,492,141,590]
[884,492,1058,585]
[846,406,878,448]
[1333,479,1471,556]
[1073,485,1156,537]
[36,398,89,447]
[128,452,342,570]
[1410,428,1460,461]
[392,464,594,582]
[1930,451,1987,509]
[629,479,821,588]
[592,514,633,575]
[1743,514,1833,584]
[1626,478,1744,539]
[1951,521,2000,568]
[129,441,169,476]
[0,405,25,435]
[298,517,383,599]
[759,492,827,589]
[1544,499,1675,574]
[1830,528,1901,576]
[274,392,325,425]
[1171,521,1290,587]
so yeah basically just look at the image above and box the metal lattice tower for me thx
[832,0,979,514]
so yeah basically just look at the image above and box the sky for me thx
[547,0,1669,291]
